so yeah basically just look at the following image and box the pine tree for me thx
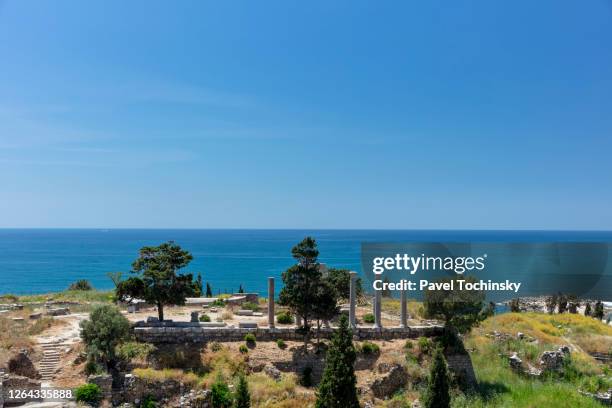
[238,284,245,294]
[206,282,213,298]
[422,348,451,408]
[315,315,359,408]
[234,373,250,408]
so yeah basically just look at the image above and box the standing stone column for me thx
[268,277,275,328]
[374,288,382,329]
[349,271,357,328]
[400,287,407,328]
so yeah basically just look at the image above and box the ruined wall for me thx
[133,324,444,344]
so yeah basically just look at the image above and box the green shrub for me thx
[211,374,233,408]
[210,342,222,352]
[276,339,287,349]
[276,311,294,324]
[239,344,248,354]
[244,333,256,345]
[75,383,102,406]
[116,341,155,361]
[362,313,375,324]
[242,301,259,311]
[211,299,225,307]
[418,337,433,354]
[199,314,211,322]
[360,341,380,355]
[84,358,103,376]
[141,396,156,408]
[68,279,93,291]
[404,340,413,349]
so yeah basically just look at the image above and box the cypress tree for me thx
[234,374,250,408]
[206,282,213,298]
[584,302,592,316]
[315,315,359,408]
[211,373,232,408]
[422,348,451,408]
[594,300,605,320]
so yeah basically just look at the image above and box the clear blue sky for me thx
[1,1,611,229]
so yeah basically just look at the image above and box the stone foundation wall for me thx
[133,324,444,344]
[445,353,477,387]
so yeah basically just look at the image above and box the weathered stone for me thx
[508,352,523,371]
[46,307,70,316]
[264,364,282,381]
[235,309,254,316]
[539,346,570,371]
[88,374,113,398]
[370,364,407,399]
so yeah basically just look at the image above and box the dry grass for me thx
[248,372,314,408]
[199,347,248,387]
[133,368,200,387]
[573,334,612,354]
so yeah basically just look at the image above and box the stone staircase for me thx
[38,341,63,381]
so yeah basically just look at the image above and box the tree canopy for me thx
[115,241,196,321]
[423,275,487,334]
[327,268,363,300]
[80,305,130,371]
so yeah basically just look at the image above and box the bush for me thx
[200,314,211,322]
[141,396,156,408]
[211,299,226,307]
[404,340,413,349]
[68,279,93,291]
[242,301,259,311]
[116,341,155,362]
[418,337,433,355]
[362,313,375,324]
[84,358,103,376]
[210,342,222,352]
[276,339,287,349]
[244,333,256,345]
[239,344,249,354]
[211,374,233,408]
[276,311,294,325]
[359,341,380,355]
[75,383,102,406]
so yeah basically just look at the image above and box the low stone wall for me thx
[133,324,444,344]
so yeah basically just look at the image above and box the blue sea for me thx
[1,229,612,296]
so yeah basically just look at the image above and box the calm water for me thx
[1,229,612,295]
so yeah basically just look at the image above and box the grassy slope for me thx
[12,289,115,304]
[456,312,612,407]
